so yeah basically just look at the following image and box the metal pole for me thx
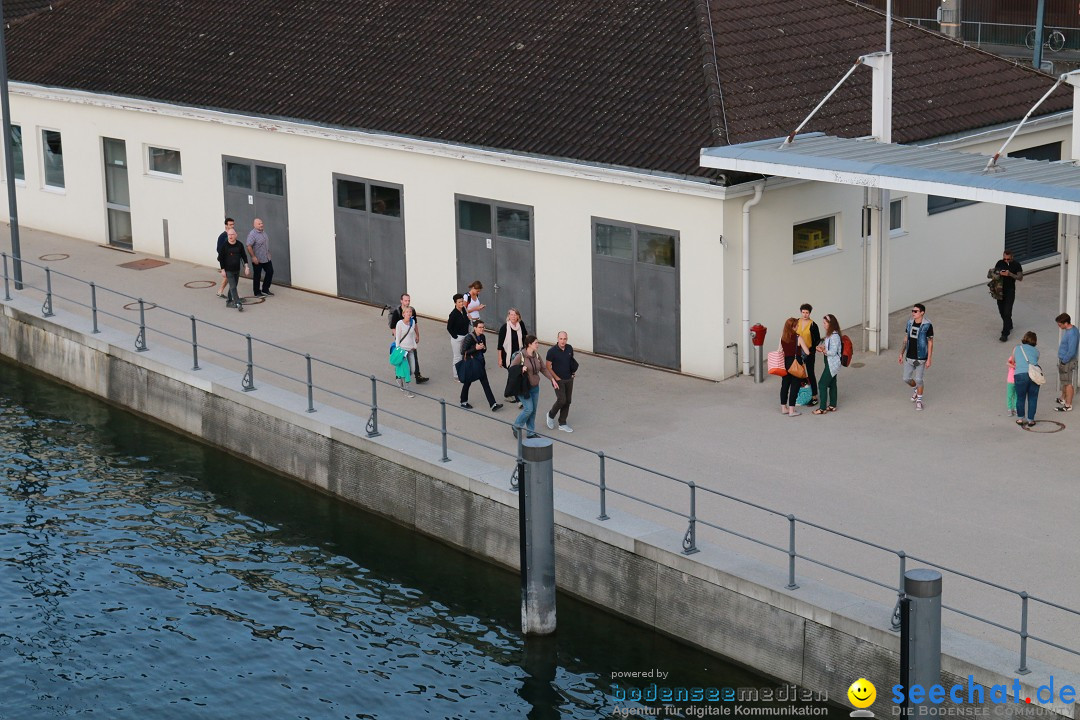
[241,334,255,391]
[597,451,609,520]
[439,399,450,462]
[2,252,9,301]
[305,353,315,412]
[1018,592,1031,675]
[1034,0,1047,70]
[190,315,199,369]
[903,569,942,714]
[518,437,556,635]
[0,1,23,289]
[754,344,764,383]
[366,375,380,437]
[42,267,54,317]
[682,482,699,555]
[786,514,799,590]
[134,298,147,350]
[90,283,100,333]
[891,550,907,631]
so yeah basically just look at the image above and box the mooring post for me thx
[518,436,556,635]
[902,568,942,716]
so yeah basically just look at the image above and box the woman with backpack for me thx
[813,313,842,414]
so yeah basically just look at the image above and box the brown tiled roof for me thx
[4,0,1070,180]
[3,0,59,23]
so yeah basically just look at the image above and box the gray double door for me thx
[592,219,680,370]
[333,174,406,306]
[455,196,535,328]
[222,156,292,284]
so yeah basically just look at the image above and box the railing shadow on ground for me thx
[3,251,1079,674]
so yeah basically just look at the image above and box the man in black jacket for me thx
[217,229,250,311]
[458,321,502,411]
[446,293,471,381]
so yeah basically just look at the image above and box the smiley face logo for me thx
[847,678,876,709]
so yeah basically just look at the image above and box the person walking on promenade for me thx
[217,228,250,312]
[779,317,808,416]
[796,303,821,405]
[898,303,933,410]
[1011,331,1041,428]
[459,320,503,412]
[513,335,558,438]
[388,293,428,383]
[812,314,841,414]
[215,217,235,298]
[393,305,419,398]
[497,308,528,404]
[989,250,1022,342]
[545,331,578,432]
[1055,312,1078,412]
[465,280,485,322]
[446,293,470,381]
[245,218,275,297]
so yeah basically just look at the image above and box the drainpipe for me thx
[742,182,764,377]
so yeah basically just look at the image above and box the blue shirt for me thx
[1059,326,1079,364]
[1014,344,1039,375]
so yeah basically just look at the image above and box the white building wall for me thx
[0,88,730,378]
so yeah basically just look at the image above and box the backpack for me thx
[840,334,854,368]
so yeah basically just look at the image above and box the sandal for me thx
[1016,419,1026,427]
[827,406,837,412]
[812,408,828,415]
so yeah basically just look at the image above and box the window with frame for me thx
[889,198,903,233]
[148,146,182,177]
[793,216,836,255]
[927,195,976,215]
[11,125,23,181]
[42,129,64,188]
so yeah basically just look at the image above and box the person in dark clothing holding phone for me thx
[459,320,502,412]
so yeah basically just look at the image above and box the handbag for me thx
[788,357,808,380]
[767,349,787,377]
[504,352,531,398]
[796,384,813,405]
[1019,345,1045,385]
[455,354,484,384]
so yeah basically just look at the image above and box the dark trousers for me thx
[224,271,241,305]
[779,357,801,406]
[252,260,274,295]
[460,369,496,406]
[998,291,1015,335]
[799,352,818,398]
[819,363,838,409]
[547,377,574,424]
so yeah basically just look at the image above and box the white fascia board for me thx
[14,82,732,201]
[698,155,1080,215]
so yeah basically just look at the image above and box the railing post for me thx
[305,353,315,412]
[365,374,381,437]
[2,252,10,301]
[190,316,199,369]
[134,298,147,350]
[511,429,523,489]
[1018,592,1031,675]
[439,399,450,462]
[42,267,55,317]
[90,283,100,333]
[597,451,609,521]
[682,482,699,555]
[891,550,907,631]
[785,514,799,590]
[241,334,255,391]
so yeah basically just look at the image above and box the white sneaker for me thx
[545,414,555,429]
[558,424,574,433]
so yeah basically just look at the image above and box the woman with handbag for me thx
[497,308,528,406]
[1010,331,1042,428]
[513,335,558,439]
[458,321,503,412]
[393,306,419,398]
[779,317,809,416]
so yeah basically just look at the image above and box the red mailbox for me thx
[750,324,767,346]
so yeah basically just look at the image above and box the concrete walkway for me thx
[4,226,1079,675]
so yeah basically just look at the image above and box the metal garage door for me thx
[222,156,292,284]
[455,196,535,328]
[333,174,406,306]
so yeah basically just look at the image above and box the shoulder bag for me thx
[1019,345,1045,385]
[767,348,787,377]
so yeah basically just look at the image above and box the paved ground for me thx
[3,226,1079,675]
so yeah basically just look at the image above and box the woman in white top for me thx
[466,280,485,322]
[395,306,419,397]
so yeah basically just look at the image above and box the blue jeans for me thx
[1014,373,1039,422]
[515,385,540,432]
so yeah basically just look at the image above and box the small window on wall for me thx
[889,198,904,234]
[371,185,401,217]
[148,146,182,177]
[458,199,492,234]
[927,195,976,215]
[594,223,633,260]
[496,206,530,241]
[638,230,676,267]
[336,179,366,210]
[793,216,835,256]
[226,162,251,189]
[42,129,64,189]
[11,125,23,181]
[256,165,284,196]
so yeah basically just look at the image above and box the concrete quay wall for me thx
[0,298,1073,720]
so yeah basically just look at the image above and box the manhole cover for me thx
[239,295,266,305]
[122,302,158,311]
[119,259,168,271]
[184,280,217,289]
[39,253,69,261]
[1023,420,1065,433]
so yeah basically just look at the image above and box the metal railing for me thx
[2,250,1078,675]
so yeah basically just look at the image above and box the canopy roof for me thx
[701,133,1080,214]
